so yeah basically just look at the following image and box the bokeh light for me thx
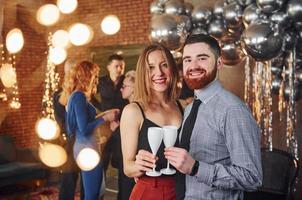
[69,23,93,46]
[6,28,24,54]
[36,118,59,140]
[76,147,100,171]
[0,63,17,88]
[49,47,67,65]
[39,143,67,167]
[52,30,70,48]
[36,4,60,26]
[57,0,78,14]
[101,15,121,35]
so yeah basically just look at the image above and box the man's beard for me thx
[184,66,217,90]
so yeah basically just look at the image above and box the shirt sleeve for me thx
[195,105,263,191]
[73,92,105,136]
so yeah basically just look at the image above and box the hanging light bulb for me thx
[39,143,67,167]
[37,4,60,26]
[6,28,24,54]
[101,15,121,35]
[49,47,67,65]
[0,63,17,88]
[69,23,93,46]
[57,0,78,14]
[36,117,59,140]
[76,147,100,171]
[51,30,70,48]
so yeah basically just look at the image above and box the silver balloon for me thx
[294,21,302,31]
[192,6,212,27]
[179,15,192,32]
[223,2,243,28]
[243,4,266,28]
[150,1,164,15]
[296,68,302,83]
[271,66,283,76]
[236,0,255,7]
[284,82,301,101]
[287,0,302,22]
[164,0,185,15]
[283,31,297,52]
[225,0,237,3]
[208,19,227,39]
[213,0,226,18]
[150,14,182,50]
[270,11,291,30]
[220,34,245,66]
[271,76,282,94]
[272,53,285,68]
[191,27,208,35]
[184,2,193,16]
[241,20,283,61]
[256,0,286,14]
[158,0,169,5]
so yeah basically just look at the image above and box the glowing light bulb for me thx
[101,15,121,35]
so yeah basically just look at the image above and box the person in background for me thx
[164,34,262,200]
[92,53,128,112]
[108,70,136,200]
[120,43,183,200]
[53,59,84,200]
[61,60,119,200]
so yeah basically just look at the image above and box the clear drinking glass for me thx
[146,127,163,177]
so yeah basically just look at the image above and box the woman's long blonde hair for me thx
[60,60,99,105]
[134,43,179,106]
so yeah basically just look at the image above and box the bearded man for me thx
[164,34,262,200]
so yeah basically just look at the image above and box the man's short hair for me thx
[108,54,124,63]
[184,34,221,59]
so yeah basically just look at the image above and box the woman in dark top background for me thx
[120,44,183,200]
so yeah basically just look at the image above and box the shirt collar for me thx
[194,79,222,104]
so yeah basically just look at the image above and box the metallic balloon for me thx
[271,76,282,94]
[236,0,255,7]
[220,34,245,66]
[287,0,302,22]
[150,14,182,50]
[192,6,212,27]
[241,20,283,61]
[213,0,225,18]
[271,66,283,76]
[272,53,285,68]
[296,68,302,83]
[223,2,243,28]
[164,0,185,15]
[284,82,301,101]
[243,4,266,28]
[283,31,297,52]
[150,1,164,15]
[208,19,227,39]
[270,11,291,30]
[256,0,286,14]
[158,0,169,5]
[184,2,193,16]
[191,27,208,35]
[179,15,192,32]
[294,21,302,31]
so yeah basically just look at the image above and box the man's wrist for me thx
[189,160,199,176]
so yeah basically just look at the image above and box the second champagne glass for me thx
[146,127,163,177]
[160,125,178,175]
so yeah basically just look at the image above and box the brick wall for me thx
[0,0,153,148]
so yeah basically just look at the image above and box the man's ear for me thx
[217,57,223,69]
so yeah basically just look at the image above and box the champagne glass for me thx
[146,127,163,177]
[160,125,178,175]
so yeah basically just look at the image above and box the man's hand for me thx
[164,147,195,174]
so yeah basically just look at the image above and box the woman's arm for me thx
[120,103,156,178]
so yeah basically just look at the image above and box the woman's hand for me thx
[134,149,157,174]
[110,120,120,131]
[97,109,120,122]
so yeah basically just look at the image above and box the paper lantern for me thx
[0,63,17,88]
[69,23,93,46]
[76,147,100,171]
[37,4,60,26]
[57,0,78,14]
[36,118,59,140]
[101,15,121,35]
[6,28,24,54]
[39,143,67,167]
